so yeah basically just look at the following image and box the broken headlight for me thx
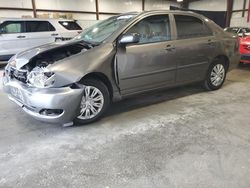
[27,67,55,88]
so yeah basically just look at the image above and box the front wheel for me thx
[204,60,227,91]
[74,79,110,125]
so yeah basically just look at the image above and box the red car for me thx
[224,27,250,64]
[240,36,250,64]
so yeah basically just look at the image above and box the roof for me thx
[120,10,205,18]
[136,10,205,20]
[142,10,194,14]
[0,18,75,21]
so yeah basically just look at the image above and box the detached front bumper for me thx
[3,77,83,125]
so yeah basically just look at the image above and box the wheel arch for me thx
[79,72,113,99]
[213,55,230,72]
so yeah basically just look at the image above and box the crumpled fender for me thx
[45,43,116,87]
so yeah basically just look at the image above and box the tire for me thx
[204,59,227,91]
[74,78,110,125]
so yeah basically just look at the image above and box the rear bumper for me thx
[3,77,84,125]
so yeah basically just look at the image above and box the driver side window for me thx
[126,15,171,44]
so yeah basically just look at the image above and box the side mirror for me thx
[119,33,140,44]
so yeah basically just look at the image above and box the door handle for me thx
[51,33,59,36]
[17,35,26,39]
[165,45,175,51]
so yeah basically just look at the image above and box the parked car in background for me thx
[224,27,250,63]
[224,27,250,37]
[239,35,250,63]
[0,18,82,61]
[3,11,240,126]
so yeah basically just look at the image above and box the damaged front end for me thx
[3,40,96,125]
[6,40,93,88]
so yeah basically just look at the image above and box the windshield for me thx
[74,14,136,44]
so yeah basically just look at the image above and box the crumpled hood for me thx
[13,40,81,70]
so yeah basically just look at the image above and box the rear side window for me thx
[0,21,25,34]
[174,15,213,39]
[126,15,171,44]
[26,21,55,32]
[59,21,82,30]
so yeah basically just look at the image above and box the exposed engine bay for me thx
[23,41,93,71]
[7,41,95,87]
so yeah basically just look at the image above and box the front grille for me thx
[9,67,28,83]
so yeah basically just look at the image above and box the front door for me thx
[116,14,177,95]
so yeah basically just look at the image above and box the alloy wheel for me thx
[77,86,104,120]
[210,64,225,87]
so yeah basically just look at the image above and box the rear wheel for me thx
[74,79,110,125]
[204,60,227,91]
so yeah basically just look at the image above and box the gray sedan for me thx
[3,10,240,126]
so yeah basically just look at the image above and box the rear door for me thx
[25,21,56,48]
[0,21,27,57]
[173,14,217,83]
[116,14,177,95]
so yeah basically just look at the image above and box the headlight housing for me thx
[27,67,55,88]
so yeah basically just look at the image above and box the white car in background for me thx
[0,18,82,61]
